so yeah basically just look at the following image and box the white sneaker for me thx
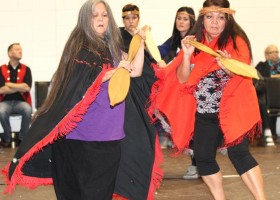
[265,136,275,146]
[265,137,274,143]
[182,165,200,180]
[263,129,275,146]
[217,147,227,155]
[160,138,168,149]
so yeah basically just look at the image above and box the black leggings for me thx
[193,112,258,176]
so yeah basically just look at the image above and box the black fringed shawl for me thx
[3,46,113,193]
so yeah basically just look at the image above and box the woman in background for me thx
[157,6,200,180]
[158,6,196,64]
[113,4,163,200]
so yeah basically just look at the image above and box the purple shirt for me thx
[66,81,125,141]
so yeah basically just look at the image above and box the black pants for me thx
[193,112,258,176]
[258,99,270,131]
[270,114,278,137]
[52,138,121,200]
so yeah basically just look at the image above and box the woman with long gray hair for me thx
[3,0,146,199]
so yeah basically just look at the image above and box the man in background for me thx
[0,43,32,147]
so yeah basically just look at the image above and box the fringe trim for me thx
[180,84,196,95]
[151,63,165,80]
[223,120,262,148]
[147,61,194,157]
[2,163,53,190]
[112,193,129,200]
[147,134,164,200]
[164,126,195,157]
[1,163,11,186]
[148,54,184,121]
[147,63,165,122]
[2,68,109,194]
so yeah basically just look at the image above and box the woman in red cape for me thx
[149,0,266,199]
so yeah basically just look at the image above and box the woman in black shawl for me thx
[113,4,163,200]
[3,0,146,199]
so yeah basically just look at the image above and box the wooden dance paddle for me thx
[108,34,142,106]
[184,39,259,79]
[145,29,162,63]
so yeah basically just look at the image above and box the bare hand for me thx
[182,35,196,57]
[216,50,234,76]
[119,60,133,72]
[134,25,150,40]
[157,60,167,68]
[216,50,231,70]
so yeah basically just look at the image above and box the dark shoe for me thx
[16,140,21,147]
[0,140,11,148]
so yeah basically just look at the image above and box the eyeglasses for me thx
[266,51,279,55]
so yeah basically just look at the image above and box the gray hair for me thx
[77,0,122,63]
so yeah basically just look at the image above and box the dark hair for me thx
[190,0,252,60]
[122,4,140,19]
[34,0,122,118]
[162,7,196,63]
[170,7,196,50]
[172,7,196,37]
[7,43,20,53]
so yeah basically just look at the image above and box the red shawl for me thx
[149,36,262,153]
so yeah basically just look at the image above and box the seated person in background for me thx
[256,44,280,78]
[0,43,32,147]
[256,44,280,141]
[253,71,275,146]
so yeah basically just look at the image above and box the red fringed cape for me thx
[148,36,262,153]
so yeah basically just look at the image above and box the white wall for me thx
[0,0,280,109]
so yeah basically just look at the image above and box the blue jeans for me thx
[0,100,32,142]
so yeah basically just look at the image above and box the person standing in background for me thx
[0,43,32,147]
[119,4,140,51]
[158,7,196,64]
[157,6,200,180]
[114,4,163,199]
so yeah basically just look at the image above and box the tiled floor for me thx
[0,142,280,200]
